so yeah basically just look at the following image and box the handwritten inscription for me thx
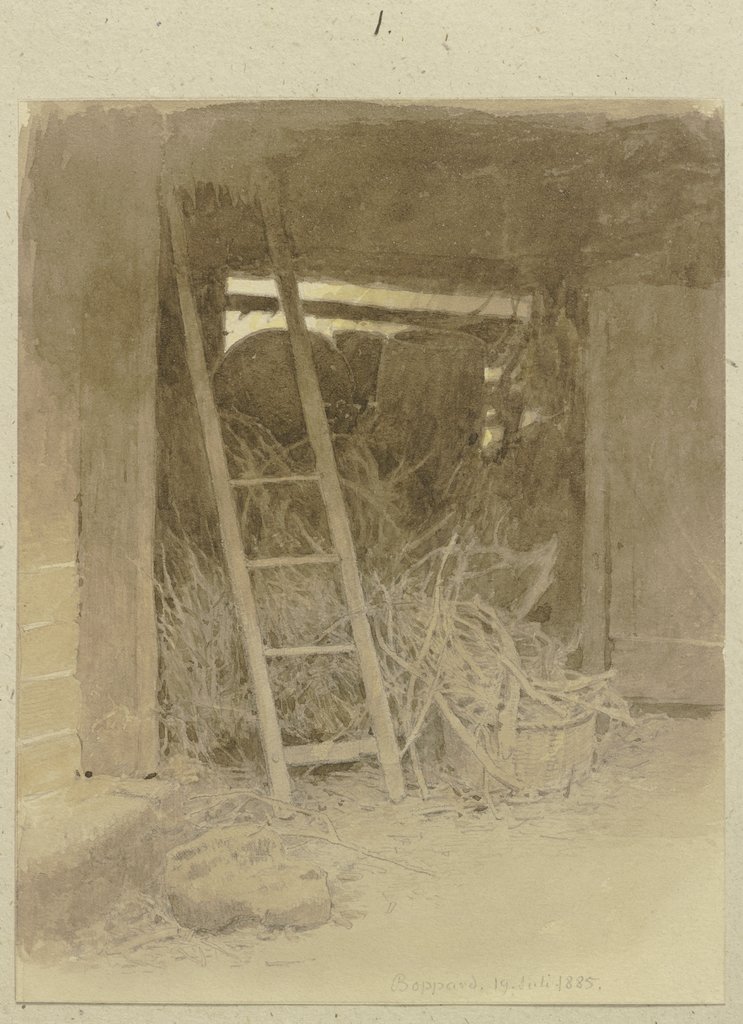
[390,973,601,996]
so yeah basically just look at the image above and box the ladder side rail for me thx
[165,186,293,804]
[256,179,406,803]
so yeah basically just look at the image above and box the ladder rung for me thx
[284,736,378,767]
[246,553,339,569]
[231,474,320,487]
[264,643,356,658]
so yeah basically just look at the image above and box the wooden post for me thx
[582,295,612,673]
[165,186,293,804]
[256,179,407,803]
[74,110,164,777]
[134,253,161,776]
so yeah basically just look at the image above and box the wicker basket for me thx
[442,708,597,796]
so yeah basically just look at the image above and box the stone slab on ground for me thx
[164,825,332,933]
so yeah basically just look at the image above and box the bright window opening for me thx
[223,276,531,352]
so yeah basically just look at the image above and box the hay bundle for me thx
[371,329,485,519]
[156,413,629,788]
[157,531,367,757]
[363,533,630,788]
[212,329,358,444]
[335,330,385,413]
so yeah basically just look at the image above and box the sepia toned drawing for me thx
[16,100,724,1004]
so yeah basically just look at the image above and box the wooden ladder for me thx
[165,181,406,805]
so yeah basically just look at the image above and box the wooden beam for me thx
[246,553,339,569]
[264,643,356,658]
[231,474,320,487]
[226,293,520,330]
[228,247,523,296]
[284,736,378,766]
[256,176,407,803]
[582,296,612,673]
[165,186,293,805]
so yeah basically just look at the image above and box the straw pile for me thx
[156,412,630,790]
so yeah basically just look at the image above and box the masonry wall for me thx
[17,309,82,793]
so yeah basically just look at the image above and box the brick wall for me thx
[17,532,82,794]
[17,295,83,791]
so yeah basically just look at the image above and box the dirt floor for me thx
[17,708,724,1005]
